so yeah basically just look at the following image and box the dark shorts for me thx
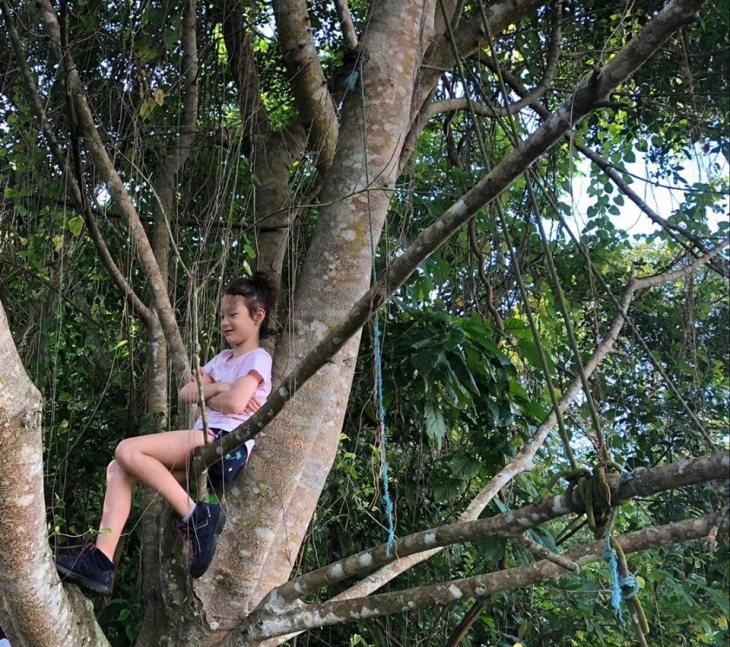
[207,428,252,488]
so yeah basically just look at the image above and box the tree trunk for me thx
[196,0,439,623]
[0,299,110,646]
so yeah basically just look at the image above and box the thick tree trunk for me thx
[1,0,718,645]
[0,299,110,646]
[196,0,439,624]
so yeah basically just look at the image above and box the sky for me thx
[565,149,729,239]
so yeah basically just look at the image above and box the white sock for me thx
[182,503,196,523]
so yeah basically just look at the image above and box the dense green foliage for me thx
[1,0,728,645]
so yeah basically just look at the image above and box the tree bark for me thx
[0,299,110,646]
[202,0,441,620]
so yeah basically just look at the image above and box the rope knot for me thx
[619,573,640,601]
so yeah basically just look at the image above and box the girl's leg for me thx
[114,429,205,519]
[95,461,191,561]
[95,460,138,560]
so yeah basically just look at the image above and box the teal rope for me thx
[620,573,640,601]
[602,529,640,624]
[602,531,626,625]
[349,56,396,554]
[373,316,396,554]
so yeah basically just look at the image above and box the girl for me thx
[55,272,278,595]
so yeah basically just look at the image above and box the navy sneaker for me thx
[208,438,253,488]
[55,545,114,595]
[180,502,226,578]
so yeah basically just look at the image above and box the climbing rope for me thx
[564,464,648,643]
[347,56,397,554]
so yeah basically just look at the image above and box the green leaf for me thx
[67,216,84,237]
[432,476,464,502]
[449,451,483,479]
[527,525,558,554]
[474,537,507,564]
[424,399,447,448]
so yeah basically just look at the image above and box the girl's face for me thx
[219,295,264,351]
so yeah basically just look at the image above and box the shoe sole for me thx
[56,564,112,595]
[190,507,227,578]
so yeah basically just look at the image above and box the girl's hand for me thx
[191,369,213,385]
[244,396,262,414]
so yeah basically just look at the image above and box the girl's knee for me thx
[114,438,137,469]
[107,459,136,486]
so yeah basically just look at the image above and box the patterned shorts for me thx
[207,428,252,488]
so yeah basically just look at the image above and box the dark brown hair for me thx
[223,271,280,338]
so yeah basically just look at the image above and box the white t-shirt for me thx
[194,347,272,433]
[0,638,10,646]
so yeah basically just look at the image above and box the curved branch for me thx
[35,0,190,379]
[632,239,728,289]
[273,0,338,173]
[244,511,726,639]
[415,0,549,116]
[402,0,550,167]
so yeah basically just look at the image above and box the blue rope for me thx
[619,573,640,601]
[373,316,396,554]
[344,69,360,91]
[602,532,625,625]
[350,56,397,554]
[602,530,640,624]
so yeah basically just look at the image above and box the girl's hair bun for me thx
[250,270,277,294]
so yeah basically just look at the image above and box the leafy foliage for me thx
[0,0,728,645]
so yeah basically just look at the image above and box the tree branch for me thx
[0,300,111,647]
[242,511,727,639]
[35,0,191,379]
[465,14,727,277]
[426,3,562,124]
[272,0,339,173]
[322,240,726,602]
[217,0,270,152]
[514,534,578,572]
[334,0,358,52]
[576,143,730,278]
[402,0,549,167]
[256,451,728,609]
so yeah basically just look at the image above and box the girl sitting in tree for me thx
[55,272,278,595]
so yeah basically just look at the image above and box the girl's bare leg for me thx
[95,459,192,561]
[113,429,205,518]
[95,460,138,560]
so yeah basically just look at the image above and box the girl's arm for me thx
[205,371,263,415]
[178,369,229,404]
